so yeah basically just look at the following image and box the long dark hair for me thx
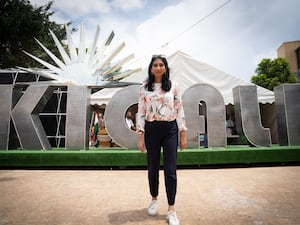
[145,55,172,92]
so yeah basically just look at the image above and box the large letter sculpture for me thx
[233,85,271,147]
[65,86,91,150]
[274,84,300,146]
[182,83,226,148]
[105,85,140,149]
[0,85,13,150]
[11,85,55,150]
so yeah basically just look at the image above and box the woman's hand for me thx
[138,133,146,153]
[180,130,187,151]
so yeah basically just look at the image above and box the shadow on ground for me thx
[108,208,166,225]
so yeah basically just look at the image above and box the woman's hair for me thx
[145,55,171,92]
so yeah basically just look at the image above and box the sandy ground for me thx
[0,166,300,225]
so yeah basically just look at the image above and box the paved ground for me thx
[0,166,300,225]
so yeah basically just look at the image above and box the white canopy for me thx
[90,51,274,105]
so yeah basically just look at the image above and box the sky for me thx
[29,0,300,82]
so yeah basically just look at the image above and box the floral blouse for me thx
[136,81,187,132]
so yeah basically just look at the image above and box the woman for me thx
[136,54,187,225]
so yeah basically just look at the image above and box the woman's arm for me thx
[136,85,147,152]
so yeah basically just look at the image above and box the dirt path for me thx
[0,166,299,225]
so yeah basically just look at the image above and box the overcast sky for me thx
[30,0,300,82]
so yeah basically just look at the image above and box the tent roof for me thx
[90,51,274,105]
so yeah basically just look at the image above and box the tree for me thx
[251,58,298,90]
[0,0,72,68]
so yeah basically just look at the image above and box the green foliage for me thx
[0,0,72,68]
[251,58,297,90]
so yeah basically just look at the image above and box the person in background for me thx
[136,54,187,225]
[94,113,105,147]
[226,113,235,136]
[125,111,136,131]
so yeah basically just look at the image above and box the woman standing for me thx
[136,54,187,225]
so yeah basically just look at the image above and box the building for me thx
[277,40,300,77]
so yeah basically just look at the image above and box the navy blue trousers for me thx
[144,120,178,206]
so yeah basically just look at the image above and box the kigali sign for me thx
[0,83,299,150]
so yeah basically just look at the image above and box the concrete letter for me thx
[11,85,54,150]
[233,85,271,147]
[182,83,226,148]
[65,85,91,150]
[274,84,300,146]
[105,85,140,149]
[0,85,13,150]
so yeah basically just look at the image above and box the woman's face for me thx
[151,58,166,81]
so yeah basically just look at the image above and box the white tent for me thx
[90,51,274,105]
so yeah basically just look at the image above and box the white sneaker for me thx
[167,210,180,225]
[147,200,158,216]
